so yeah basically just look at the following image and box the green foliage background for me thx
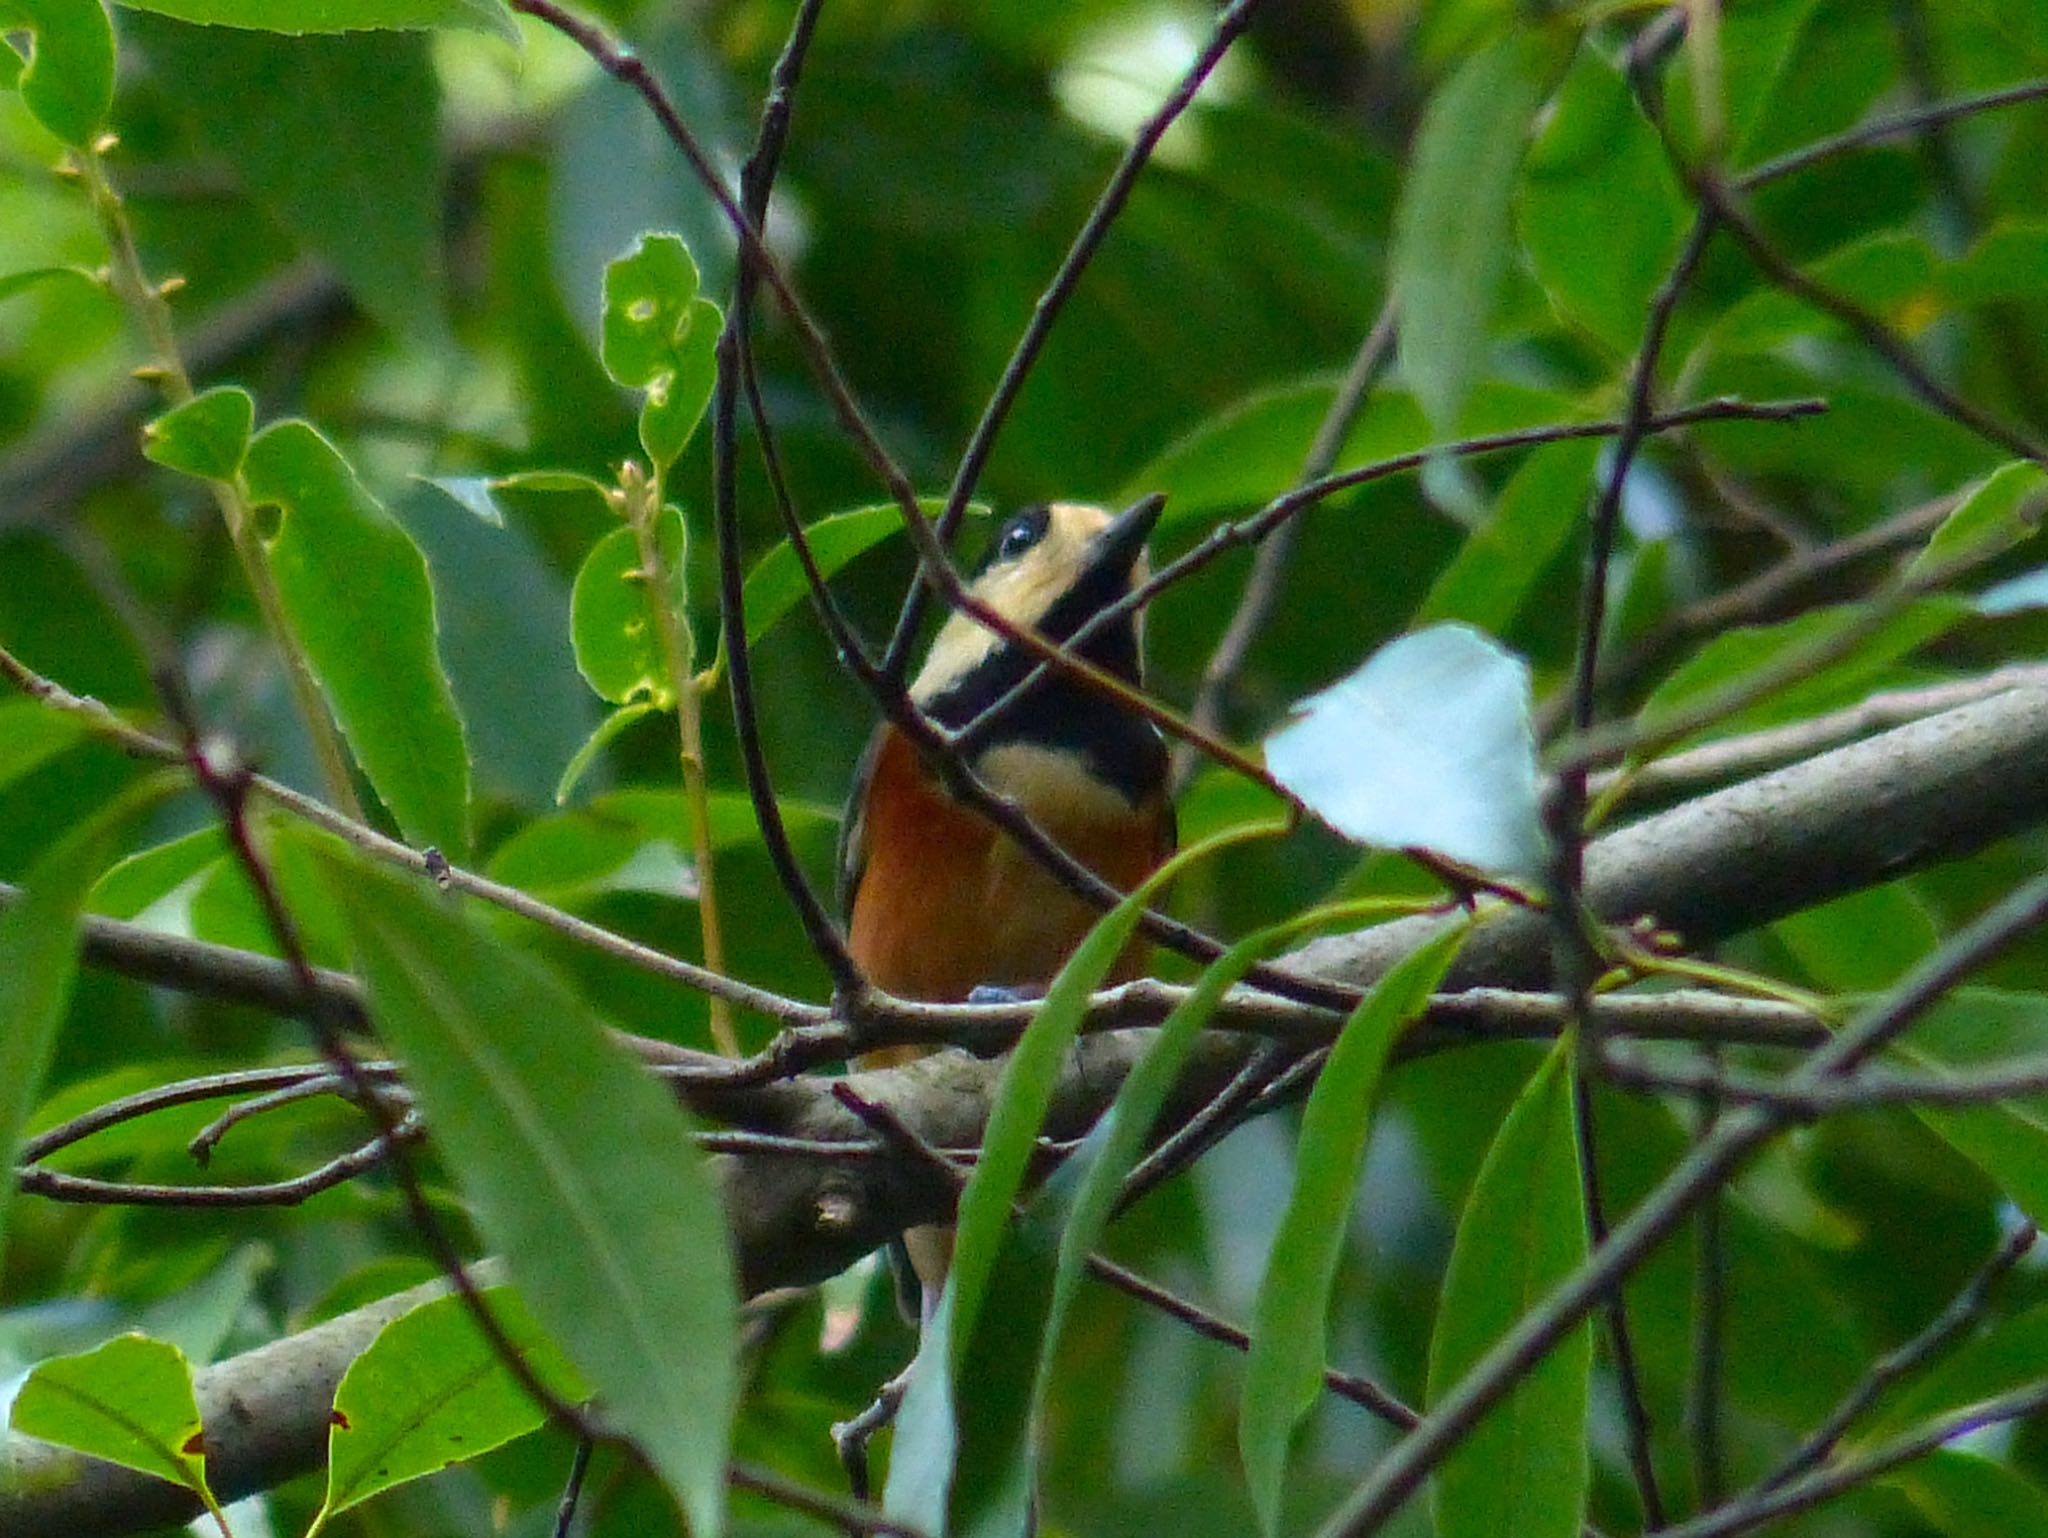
[5,0,2048,1535]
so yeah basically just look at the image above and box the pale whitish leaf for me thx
[1265,623,1546,877]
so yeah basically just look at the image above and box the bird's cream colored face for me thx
[911,502,1149,704]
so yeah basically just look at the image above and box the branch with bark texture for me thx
[7,680,2048,1536]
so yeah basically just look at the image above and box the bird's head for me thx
[911,496,1164,718]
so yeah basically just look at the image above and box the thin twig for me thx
[880,0,1271,683]
[1311,868,2048,1538]
[1761,1219,2038,1492]
[711,0,864,999]
[1176,300,1398,789]
[1736,74,2048,192]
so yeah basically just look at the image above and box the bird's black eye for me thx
[994,506,1051,563]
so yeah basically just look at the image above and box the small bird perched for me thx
[839,498,1176,1306]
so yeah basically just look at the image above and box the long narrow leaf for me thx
[1426,1037,1591,1538]
[314,848,737,1538]
[1239,925,1466,1532]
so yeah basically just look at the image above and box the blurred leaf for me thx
[9,1334,219,1509]
[742,499,987,647]
[600,231,720,469]
[142,386,253,482]
[314,1287,587,1527]
[1240,926,1466,1533]
[1391,29,1562,431]
[0,821,103,1275]
[1662,0,1821,166]
[1266,623,1547,878]
[1897,990,2048,1227]
[415,471,613,530]
[0,265,105,306]
[317,848,737,1537]
[1517,50,1687,353]
[1907,461,2048,582]
[554,701,664,807]
[114,0,517,42]
[245,420,472,854]
[1630,597,1973,754]
[1941,221,2048,306]
[4,0,114,147]
[888,828,1257,1534]
[392,479,598,809]
[0,702,86,796]
[1888,1451,2048,1538]
[130,17,448,337]
[85,827,224,922]
[1415,439,1597,631]
[488,787,832,904]
[1426,1038,1590,1538]
[1711,233,1939,354]
[570,510,688,707]
[1865,1302,2048,1442]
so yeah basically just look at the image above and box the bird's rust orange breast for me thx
[846,727,1166,1004]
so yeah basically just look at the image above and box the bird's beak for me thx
[1085,493,1166,582]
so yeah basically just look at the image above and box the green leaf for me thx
[1426,1038,1591,1538]
[488,787,833,904]
[570,511,688,707]
[1240,925,1467,1533]
[1632,597,1973,753]
[1415,439,1598,632]
[1893,990,2048,1227]
[1864,1299,2048,1442]
[0,822,104,1276]
[600,232,721,469]
[417,470,614,530]
[0,265,106,306]
[1907,462,2048,582]
[1265,624,1548,878]
[314,1287,587,1528]
[886,824,1271,1532]
[9,1334,221,1513]
[86,826,226,922]
[114,0,517,42]
[1712,233,1938,354]
[142,386,254,482]
[1391,30,1561,431]
[244,418,472,854]
[5,0,114,147]
[1517,51,1687,354]
[1887,1451,2048,1538]
[741,499,988,647]
[315,848,737,1537]
[553,700,664,806]
[129,17,449,338]
[0,700,86,795]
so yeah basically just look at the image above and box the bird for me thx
[839,497,1177,1312]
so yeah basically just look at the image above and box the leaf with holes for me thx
[570,511,689,707]
[10,1333,223,1520]
[312,1287,587,1530]
[600,232,721,469]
